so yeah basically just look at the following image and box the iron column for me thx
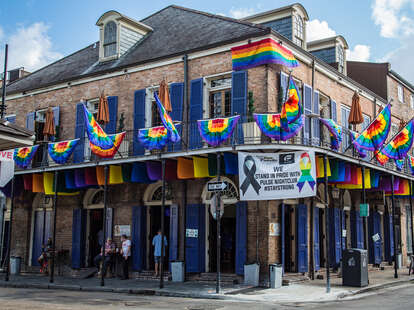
[323,154,330,293]
[391,175,398,278]
[216,152,222,294]
[100,165,109,286]
[160,159,166,289]
[49,171,58,283]
[5,177,14,281]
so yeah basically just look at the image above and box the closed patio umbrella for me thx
[97,92,109,125]
[348,92,363,125]
[159,79,172,112]
[43,107,56,140]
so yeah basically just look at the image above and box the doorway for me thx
[31,210,52,266]
[87,209,103,267]
[148,205,170,271]
[282,204,295,272]
[208,204,236,274]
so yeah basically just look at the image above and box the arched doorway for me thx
[201,177,240,274]
[143,181,173,271]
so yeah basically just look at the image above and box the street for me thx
[0,283,412,310]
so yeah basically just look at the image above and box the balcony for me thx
[22,115,412,178]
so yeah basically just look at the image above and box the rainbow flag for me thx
[382,119,414,160]
[254,113,281,140]
[83,104,114,150]
[395,158,404,170]
[320,118,342,150]
[197,115,240,146]
[14,145,39,169]
[349,131,367,158]
[138,126,169,150]
[281,76,302,131]
[90,132,126,158]
[154,93,180,143]
[375,150,389,165]
[281,115,304,141]
[48,139,80,164]
[409,155,414,175]
[231,38,299,71]
[353,104,391,151]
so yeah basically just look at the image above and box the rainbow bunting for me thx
[154,93,180,143]
[409,155,414,175]
[48,139,80,164]
[281,76,302,130]
[82,103,114,150]
[395,158,404,171]
[90,132,126,158]
[254,113,281,140]
[353,104,391,151]
[198,116,240,146]
[14,145,39,169]
[320,118,342,150]
[138,126,169,150]
[381,119,414,160]
[282,115,304,141]
[231,38,299,71]
[375,150,389,165]
[349,131,367,158]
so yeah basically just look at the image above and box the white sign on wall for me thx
[238,151,317,201]
[269,223,280,236]
[114,225,130,237]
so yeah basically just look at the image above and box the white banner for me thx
[0,150,14,162]
[238,151,317,201]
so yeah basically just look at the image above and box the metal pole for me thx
[256,200,259,263]
[323,155,330,293]
[100,165,108,286]
[391,175,398,279]
[410,181,414,257]
[160,159,166,289]
[49,171,58,283]
[310,198,314,280]
[1,44,8,119]
[362,166,369,265]
[216,152,221,294]
[5,177,14,281]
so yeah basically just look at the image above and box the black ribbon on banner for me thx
[241,155,261,195]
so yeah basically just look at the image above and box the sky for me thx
[1,0,414,82]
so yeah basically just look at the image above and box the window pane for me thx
[224,91,231,116]
[104,21,117,44]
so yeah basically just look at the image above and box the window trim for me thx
[203,72,232,119]
[397,84,404,103]
[410,94,414,109]
[294,14,304,48]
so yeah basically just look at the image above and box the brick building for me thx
[1,4,413,283]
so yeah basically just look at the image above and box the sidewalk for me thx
[0,268,412,303]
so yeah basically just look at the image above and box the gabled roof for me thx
[6,5,268,95]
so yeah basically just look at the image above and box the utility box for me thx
[171,261,184,282]
[244,263,259,286]
[10,256,21,275]
[269,264,283,289]
[342,249,368,287]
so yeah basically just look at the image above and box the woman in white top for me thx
[120,234,131,280]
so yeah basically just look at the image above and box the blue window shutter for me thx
[105,96,118,134]
[169,83,184,152]
[232,71,247,144]
[26,112,35,131]
[132,206,146,271]
[330,99,337,122]
[313,207,320,271]
[185,204,205,272]
[303,84,312,145]
[5,115,16,123]
[312,91,320,146]
[169,204,179,265]
[71,209,86,268]
[73,103,85,163]
[133,89,146,155]
[235,201,247,275]
[189,79,203,149]
[296,204,308,272]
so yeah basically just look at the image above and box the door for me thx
[72,209,86,269]
[329,208,341,268]
[351,210,364,249]
[185,204,205,273]
[132,206,146,271]
[235,202,247,275]
[169,204,179,265]
[313,206,320,271]
[296,204,308,273]
[384,211,394,263]
[32,210,52,266]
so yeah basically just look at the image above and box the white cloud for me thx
[229,7,256,19]
[306,19,336,42]
[347,44,371,61]
[0,22,62,72]
[371,0,414,38]
[380,40,414,81]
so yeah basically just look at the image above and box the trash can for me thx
[10,256,21,275]
[244,263,259,286]
[269,264,282,289]
[342,249,368,287]
[171,261,184,282]
[397,253,402,269]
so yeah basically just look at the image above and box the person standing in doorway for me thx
[152,229,167,277]
[120,234,131,280]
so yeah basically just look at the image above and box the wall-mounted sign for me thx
[372,233,380,242]
[360,203,369,217]
[269,223,280,236]
[186,229,198,238]
[114,225,130,237]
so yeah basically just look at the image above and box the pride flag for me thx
[381,119,414,160]
[48,139,79,164]
[231,38,299,71]
[197,115,240,146]
[83,104,114,150]
[281,76,302,131]
[14,145,39,169]
[90,132,126,158]
[138,126,169,150]
[319,118,342,150]
[154,93,180,143]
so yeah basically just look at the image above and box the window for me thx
[86,98,99,119]
[103,21,117,58]
[337,45,345,74]
[293,15,304,47]
[398,84,404,103]
[410,94,414,109]
[151,98,163,127]
[147,88,168,127]
[341,105,351,151]
[208,76,232,118]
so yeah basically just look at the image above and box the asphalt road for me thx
[0,283,412,310]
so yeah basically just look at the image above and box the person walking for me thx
[152,229,167,277]
[120,234,131,280]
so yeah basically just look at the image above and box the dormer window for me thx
[104,21,117,57]
[338,45,344,74]
[294,15,304,48]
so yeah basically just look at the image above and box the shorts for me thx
[154,256,161,263]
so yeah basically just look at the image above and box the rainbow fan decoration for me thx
[14,145,39,169]
[90,132,126,158]
[374,150,389,165]
[154,93,180,143]
[395,158,404,171]
[349,131,367,158]
[281,76,302,131]
[138,126,169,150]
[409,155,414,175]
[48,139,80,164]
[353,104,391,151]
[320,118,342,150]
[254,113,282,140]
[197,115,240,146]
[381,119,414,160]
[82,104,114,150]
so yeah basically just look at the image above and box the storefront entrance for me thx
[87,209,103,267]
[148,205,170,271]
